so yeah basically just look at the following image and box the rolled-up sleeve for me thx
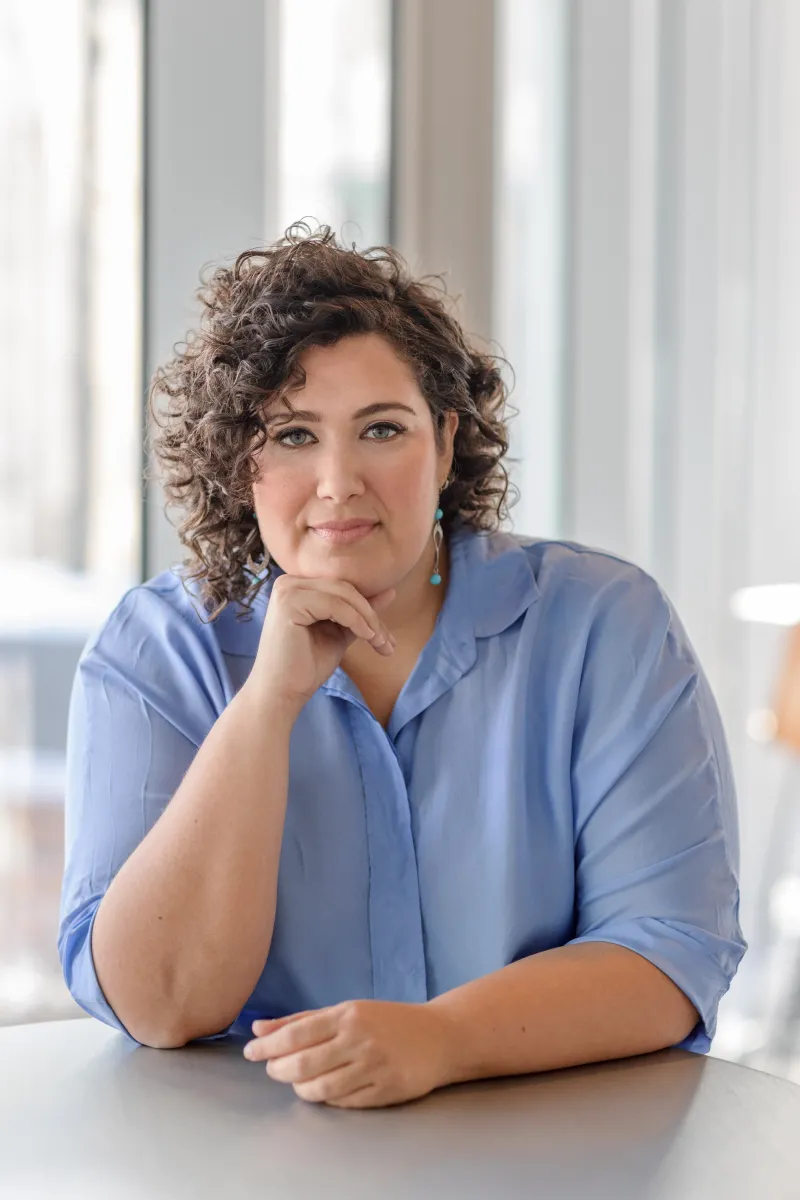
[568,564,747,1052]
[58,583,239,1047]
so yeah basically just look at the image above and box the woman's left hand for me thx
[242,999,454,1108]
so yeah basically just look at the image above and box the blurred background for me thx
[3,0,800,1084]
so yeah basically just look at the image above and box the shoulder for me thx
[517,534,661,597]
[509,534,694,669]
[515,534,670,619]
[79,565,221,668]
[451,525,679,652]
[523,541,705,736]
[73,567,236,733]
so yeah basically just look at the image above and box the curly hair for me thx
[146,222,519,622]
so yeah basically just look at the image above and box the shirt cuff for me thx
[569,916,746,1053]
[61,902,241,1046]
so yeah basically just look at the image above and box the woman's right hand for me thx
[249,575,397,710]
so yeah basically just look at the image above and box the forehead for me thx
[266,333,426,419]
[298,333,417,385]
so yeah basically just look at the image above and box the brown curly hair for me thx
[146,222,519,622]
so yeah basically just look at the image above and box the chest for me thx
[342,648,421,729]
[265,673,576,1007]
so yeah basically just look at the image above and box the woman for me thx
[59,225,746,1109]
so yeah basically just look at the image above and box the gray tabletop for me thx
[3,1017,800,1199]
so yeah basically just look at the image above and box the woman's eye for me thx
[274,422,405,448]
[276,428,312,447]
[365,422,405,440]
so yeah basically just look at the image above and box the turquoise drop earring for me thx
[430,472,453,585]
[430,508,444,585]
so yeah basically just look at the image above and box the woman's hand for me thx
[251,575,397,710]
[242,999,454,1108]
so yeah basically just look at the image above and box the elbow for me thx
[131,1009,236,1048]
[117,999,195,1048]
[125,1019,190,1049]
[661,995,702,1048]
[92,993,192,1050]
[677,1008,703,1046]
[143,1030,190,1050]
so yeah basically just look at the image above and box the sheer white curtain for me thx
[497,0,800,1062]
[0,0,141,1025]
[269,0,391,248]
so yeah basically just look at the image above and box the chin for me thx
[330,561,398,593]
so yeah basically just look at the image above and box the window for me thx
[270,0,392,247]
[0,0,142,1025]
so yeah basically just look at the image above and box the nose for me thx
[314,444,367,503]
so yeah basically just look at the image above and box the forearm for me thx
[91,677,300,1048]
[428,941,700,1086]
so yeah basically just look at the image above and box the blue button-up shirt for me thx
[58,524,746,1052]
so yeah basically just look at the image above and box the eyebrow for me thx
[266,402,417,426]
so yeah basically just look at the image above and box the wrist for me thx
[240,674,304,726]
[423,998,468,1090]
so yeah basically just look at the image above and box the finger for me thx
[291,1061,370,1105]
[251,1011,313,1036]
[365,586,396,613]
[305,593,395,655]
[325,1085,381,1110]
[325,596,389,648]
[294,590,376,643]
[244,1012,314,1061]
[266,1041,351,1085]
[322,578,393,631]
[305,579,395,647]
[244,1010,338,1061]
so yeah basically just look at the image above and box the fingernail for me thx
[244,1043,255,1058]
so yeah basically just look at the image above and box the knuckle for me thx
[283,1025,303,1053]
[322,577,351,600]
[356,1035,378,1062]
[336,580,370,612]
[293,1050,315,1079]
[283,1056,309,1084]
[294,1078,324,1103]
[339,1000,366,1031]
[269,579,296,610]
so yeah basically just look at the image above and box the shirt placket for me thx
[347,704,428,1003]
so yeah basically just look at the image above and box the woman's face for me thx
[251,332,458,595]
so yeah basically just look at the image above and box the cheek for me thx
[253,470,304,515]
[377,449,434,503]
[251,473,307,560]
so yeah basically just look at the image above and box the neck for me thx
[387,530,449,634]
[342,530,450,673]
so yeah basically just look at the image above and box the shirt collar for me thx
[447,521,539,638]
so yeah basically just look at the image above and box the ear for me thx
[443,409,459,461]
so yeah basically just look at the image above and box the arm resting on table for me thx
[428,941,699,1086]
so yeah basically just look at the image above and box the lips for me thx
[313,520,376,531]
[311,522,378,545]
